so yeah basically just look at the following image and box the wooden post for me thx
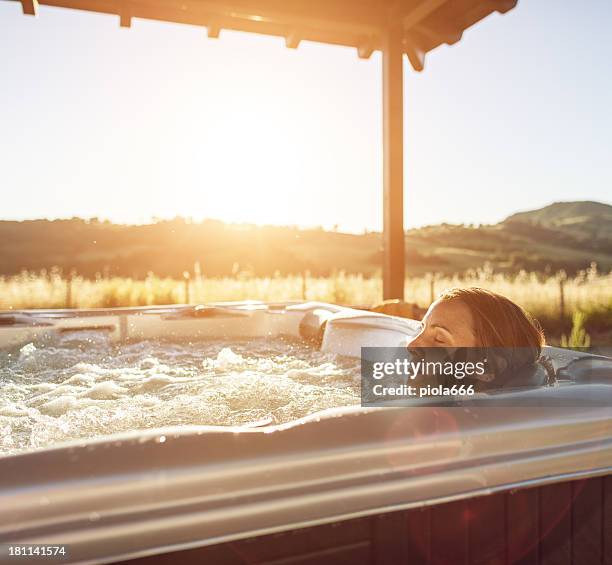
[302,271,308,300]
[332,270,338,304]
[66,271,75,308]
[183,271,191,304]
[193,261,202,303]
[429,274,435,305]
[559,272,566,320]
[382,23,405,300]
[20,0,38,16]
[66,276,72,308]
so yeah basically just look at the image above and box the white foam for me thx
[212,347,245,368]
[140,357,160,370]
[0,403,28,417]
[19,343,37,357]
[81,381,127,400]
[39,395,79,416]
[0,337,360,456]
[134,375,175,393]
[63,374,94,386]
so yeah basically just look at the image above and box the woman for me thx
[409,287,551,390]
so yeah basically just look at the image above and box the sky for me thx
[1,0,611,232]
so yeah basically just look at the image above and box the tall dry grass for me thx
[1,265,610,337]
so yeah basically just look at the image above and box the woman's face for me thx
[409,298,478,348]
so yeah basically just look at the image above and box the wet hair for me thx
[438,287,545,356]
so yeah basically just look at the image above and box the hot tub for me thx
[0,301,610,564]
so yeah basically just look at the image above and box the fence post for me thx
[302,271,308,300]
[65,270,76,308]
[332,270,338,303]
[66,275,72,308]
[558,271,566,320]
[183,271,191,304]
[429,274,435,304]
[194,261,202,304]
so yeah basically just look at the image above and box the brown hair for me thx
[438,287,545,355]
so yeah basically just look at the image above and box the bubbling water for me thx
[0,333,361,456]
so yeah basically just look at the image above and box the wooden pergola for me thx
[17,0,517,299]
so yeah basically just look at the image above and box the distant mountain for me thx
[504,201,612,240]
[0,201,611,278]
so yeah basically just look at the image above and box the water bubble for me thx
[19,343,37,357]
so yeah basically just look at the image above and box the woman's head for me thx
[410,287,544,353]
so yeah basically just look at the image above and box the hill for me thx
[505,200,612,226]
[0,201,611,278]
[504,201,612,241]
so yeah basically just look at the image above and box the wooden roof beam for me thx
[119,2,131,27]
[207,19,221,38]
[357,36,377,59]
[495,0,518,14]
[227,0,384,31]
[416,23,463,45]
[285,29,300,49]
[20,0,38,15]
[402,0,448,29]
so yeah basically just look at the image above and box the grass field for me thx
[1,266,610,344]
